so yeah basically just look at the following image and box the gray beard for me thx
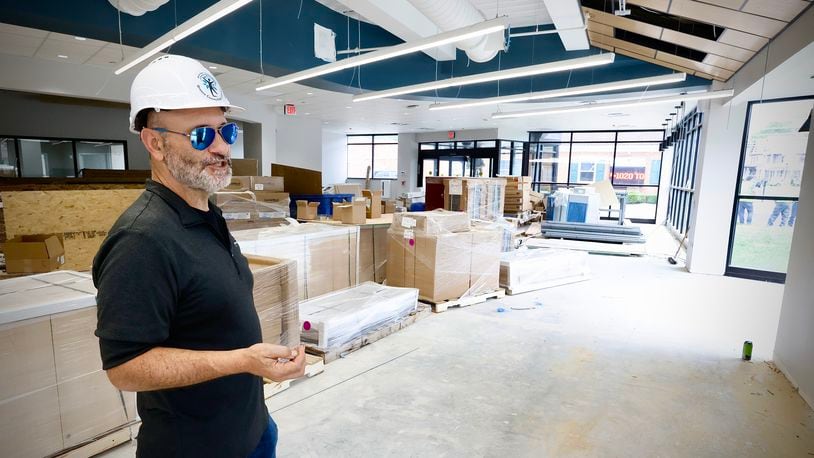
[164,145,232,194]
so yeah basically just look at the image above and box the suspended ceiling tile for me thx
[47,31,108,48]
[0,22,48,38]
[626,0,670,12]
[702,53,744,71]
[35,38,103,64]
[584,7,663,39]
[0,32,41,58]
[693,71,728,82]
[588,31,657,58]
[656,50,735,79]
[660,28,754,62]
[741,0,810,22]
[84,43,139,67]
[717,28,769,51]
[695,0,746,9]
[586,20,614,36]
[613,47,698,74]
[668,0,787,37]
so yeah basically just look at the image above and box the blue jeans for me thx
[248,416,278,458]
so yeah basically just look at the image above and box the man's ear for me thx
[140,128,166,162]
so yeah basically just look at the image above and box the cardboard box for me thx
[232,158,259,176]
[221,176,253,192]
[0,386,63,458]
[296,200,320,220]
[386,230,472,303]
[381,199,396,214]
[391,210,470,234]
[334,183,362,197]
[246,256,299,348]
[333,199,366,225]
[469,229,502,295]
[359,225,388,283]
[362,190,382,219]
[251,176,284,192]
[4,234,65,273]
[214,192,255,220]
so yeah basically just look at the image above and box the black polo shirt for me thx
[93,179,268,458]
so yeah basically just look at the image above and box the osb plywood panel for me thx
[627,0,670,12]
[669,0,787,37]
[717,28,770,51]
[660,29,755,62]
[742,0,809,22]
[2,190,142,236]
[2,190,143,271]
[584,8,663,39]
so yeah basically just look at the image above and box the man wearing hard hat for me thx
[92,55,305,458]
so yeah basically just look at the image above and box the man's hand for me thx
[243,343,307,382]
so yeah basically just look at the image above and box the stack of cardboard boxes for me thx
[217,176,290,229]
[503,176,532,214]
[233,224,360,300]
[386,210,502,303]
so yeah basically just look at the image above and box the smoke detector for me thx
[614,0,631,16]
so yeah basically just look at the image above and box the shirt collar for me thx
[145,179,222,227]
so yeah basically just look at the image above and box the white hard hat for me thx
[128,54,243,133]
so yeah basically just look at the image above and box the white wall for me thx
[687,10,814,274]
[274,115,322,171]
[415,128,498,143]
[774,116,814,408]
[321,129,347,186]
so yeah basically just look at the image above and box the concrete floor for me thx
[101,233,814,457]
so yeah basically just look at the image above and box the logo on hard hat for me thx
[196,72,222,101]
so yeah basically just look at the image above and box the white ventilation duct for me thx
[407,0,505,63]
[108,0,170,16]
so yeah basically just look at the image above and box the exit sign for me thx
[284,104,296,115]
[447,131,455,139]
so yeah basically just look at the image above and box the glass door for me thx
[726,96,813,283]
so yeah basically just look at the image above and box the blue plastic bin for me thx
[289,194,354,218]
[409,202,425,212]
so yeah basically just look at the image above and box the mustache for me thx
[201,157,232,167]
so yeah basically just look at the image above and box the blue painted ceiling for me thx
[0,0,709,99]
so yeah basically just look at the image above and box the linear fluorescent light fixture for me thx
[491,89,734,119]
[256,17,510,91]
[353,53,615,103]
[429,72,686,111]
[114,0,253,75]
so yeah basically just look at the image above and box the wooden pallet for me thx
[54,424,135,458]
[305,304,431,364]
[263,353,325,399]
[421,288,506,313]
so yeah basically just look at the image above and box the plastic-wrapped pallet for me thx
[245,255,300,348]
[214,191,292,231]
[386,210,502,303]
[233,223,360,300]
[299,282,418,350]
[500,248,591,295]
[0,271,137,458]
[425,177,506,221]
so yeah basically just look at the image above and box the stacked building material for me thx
[233,223,360,300]
[503,176,532,214]
[299,282,419,350]
[425,177,507,221]
[386,210,503,303]
[500,248,591,295]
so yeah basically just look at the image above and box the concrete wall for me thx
[687,10,814,274]
[774,116,814,408]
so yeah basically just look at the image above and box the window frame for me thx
[346,133,399,180]
[0,134,129,178]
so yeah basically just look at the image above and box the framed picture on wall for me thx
[726,95,814,283]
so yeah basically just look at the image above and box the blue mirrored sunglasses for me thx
[151,122,239,151]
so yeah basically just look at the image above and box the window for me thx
[1,136,128,177]
[726,96,813,283]
[528,130,665,223]
[346,134,398,179]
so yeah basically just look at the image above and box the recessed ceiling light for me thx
[345,106,351,109]
[57,54,68,59]
[276,98,282,102]
[74,36,86,41]
[306,92,313,95]
[209,66,217,69]
[305,112,310,115]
